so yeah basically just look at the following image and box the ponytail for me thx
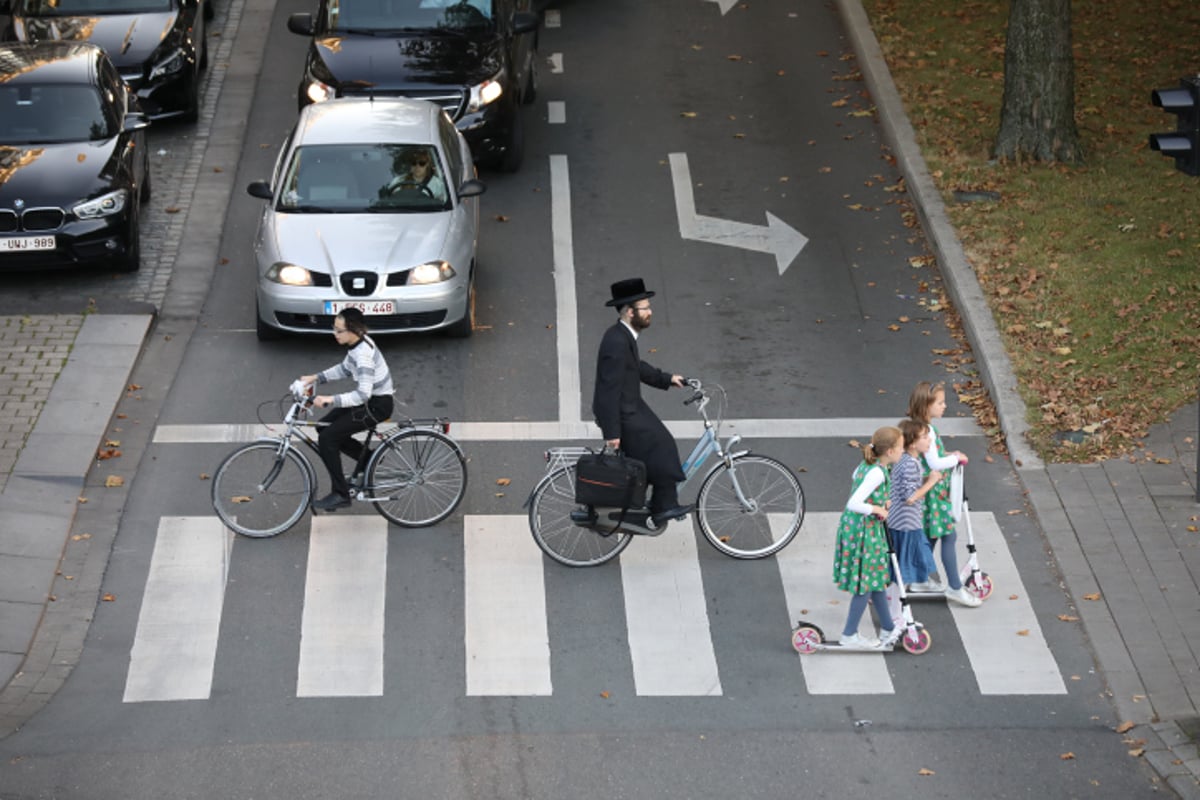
[863,426,902,465]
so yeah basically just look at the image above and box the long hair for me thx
[863,426,902,465]
[907,381,944,425]
[338,308,369,339]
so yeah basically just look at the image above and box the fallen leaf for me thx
[104,475,124,488]
[1058,614,1079,622]
[104,439,121,447]
[165,206,181,214]
[231,495,252,504]
[494,214,509,222]
[1128,747,1145,757]
[680,111,698,118]
[599,690,610,699]
[495,478,512,486]
[1060,752,1075,760]
[128,384,142,391]
[1008,594,1019,600]
[1115,721,1135,734]
[102,593,116,602]
[917,768,935,776]
[1017,629,1030,636]
[1007,509,1021,515]
[1083,592,1102,601]
[199,473,210,480]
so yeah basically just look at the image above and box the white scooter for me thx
[903,464,994,602]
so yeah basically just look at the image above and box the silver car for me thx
[247,98,485,340]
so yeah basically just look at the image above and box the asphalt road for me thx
[0,0,1167,797]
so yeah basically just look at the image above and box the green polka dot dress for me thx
[922,425,955,540]
[832,462,892,594]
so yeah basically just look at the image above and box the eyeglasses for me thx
[410,158,430,168]
[332,326,348,333]
[632,305,651,313]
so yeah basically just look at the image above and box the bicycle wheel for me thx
[367,428,467,527]
[528,465,632,567]
[212,442,314,538]
[696,453,804,559]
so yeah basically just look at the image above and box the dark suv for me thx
[287,0,538,172]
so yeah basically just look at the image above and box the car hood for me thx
[269,212,452,273]
[14,12,178,68]
[0,141,123,206]
[313,32,501,90]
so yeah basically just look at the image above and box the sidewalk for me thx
[837,0,1200,796]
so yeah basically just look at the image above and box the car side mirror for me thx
[287,12,315,36]
[123,112,150,132]
[457,179,486,199]
[246,181,274,200]
[511,11,538,35]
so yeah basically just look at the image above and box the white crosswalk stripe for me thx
[122,511,1066,702]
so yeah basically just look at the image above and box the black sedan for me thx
[1,0,208,122]
[0,41,151,272]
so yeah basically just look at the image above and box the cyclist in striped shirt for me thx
[299,308,394,511]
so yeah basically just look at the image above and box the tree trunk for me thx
[993,0,1082,163]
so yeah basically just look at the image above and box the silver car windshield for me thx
[326,0,492,33]
[277,143,450,213]
[0,84,111,145]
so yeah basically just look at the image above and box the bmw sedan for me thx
[246,97,486,340]
[2,0,209,121]
[0,41,151,273]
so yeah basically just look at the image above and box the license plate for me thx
[324,300,395,315]
[0,235,55,252]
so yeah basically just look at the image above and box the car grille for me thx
[0,207,65,232]
[275,310,447,331]
[340,88,466,120]
[339,271,379,296]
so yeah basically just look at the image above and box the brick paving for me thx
[0,316,83,493]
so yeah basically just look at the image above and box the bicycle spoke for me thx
[369,430,466,527]
[696,455,804,559]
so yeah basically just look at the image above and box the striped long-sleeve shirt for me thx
[317,335,393,408]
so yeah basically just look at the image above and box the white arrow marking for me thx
[704,0,738,15]
[669,152,809,275]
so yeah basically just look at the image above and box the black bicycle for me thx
[211,383,467,537]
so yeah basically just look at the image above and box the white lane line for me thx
[953,512,1067,695]
[777,512,894,694]
[124,516,231,702]
[548,52,563,73]
[544,9,560,27]
[550,154,581,423]
[296,516,387,697]
[464,515,552,695]
[153,417,982,444]
[621,519,722,696]
[547,101,566,124]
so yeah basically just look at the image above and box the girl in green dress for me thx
[833,426,904,648]
[907,381,977,606]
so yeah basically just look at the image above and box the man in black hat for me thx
[592,278,694,528]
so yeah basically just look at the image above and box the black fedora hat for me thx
[606,277,656,308]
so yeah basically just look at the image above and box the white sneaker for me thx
[945,586,982,607]
[878,627,902,647]
[908,579,946,593]
[838,632,881,649]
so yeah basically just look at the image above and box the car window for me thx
[0,84,110,144]
[16,0,173,15]
[437,112,463,187]
[326,0,493,33]
[277,143,450,213]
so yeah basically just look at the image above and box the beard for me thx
[630,311,652,331]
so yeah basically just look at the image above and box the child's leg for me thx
[841,593,871,637]
[869,590,894,633]
[940,530,961,590]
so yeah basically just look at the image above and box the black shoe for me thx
[651,504,695,528]
[313,492,351,511]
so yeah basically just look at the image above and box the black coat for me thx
[591,322,685,509]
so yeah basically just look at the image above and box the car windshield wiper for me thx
[286,204,339,213]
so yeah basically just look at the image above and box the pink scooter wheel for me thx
[965,573,994,601]
[791,625,822,655]
[902,627,933,655]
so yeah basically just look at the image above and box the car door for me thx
[496,0,536,102]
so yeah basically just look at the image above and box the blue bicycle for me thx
[526,379,805,566]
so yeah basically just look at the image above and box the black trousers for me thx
[619,411,685,514]
[318,395,394,498]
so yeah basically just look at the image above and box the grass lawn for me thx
[862,0,1200,461]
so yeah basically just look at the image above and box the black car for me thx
[287,0,538,172]
[1,0,209,122]
[0,41,150,272]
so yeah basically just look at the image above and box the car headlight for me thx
[266,262,315,286]
[466,71,504,112]
[408,261,456,284]
[149,48,188,80]
[305,79,336,104]
[74,190,128,219]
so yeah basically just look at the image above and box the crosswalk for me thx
[121,511,1067,703]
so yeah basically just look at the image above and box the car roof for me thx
[0,41,103,85]
[294,98,444,146]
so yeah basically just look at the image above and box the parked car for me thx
[286,0,538,172]
[1,0,209,122]
[0,41,151,273]
[246,97,485,340]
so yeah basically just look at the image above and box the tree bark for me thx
[994,0,1082,163]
